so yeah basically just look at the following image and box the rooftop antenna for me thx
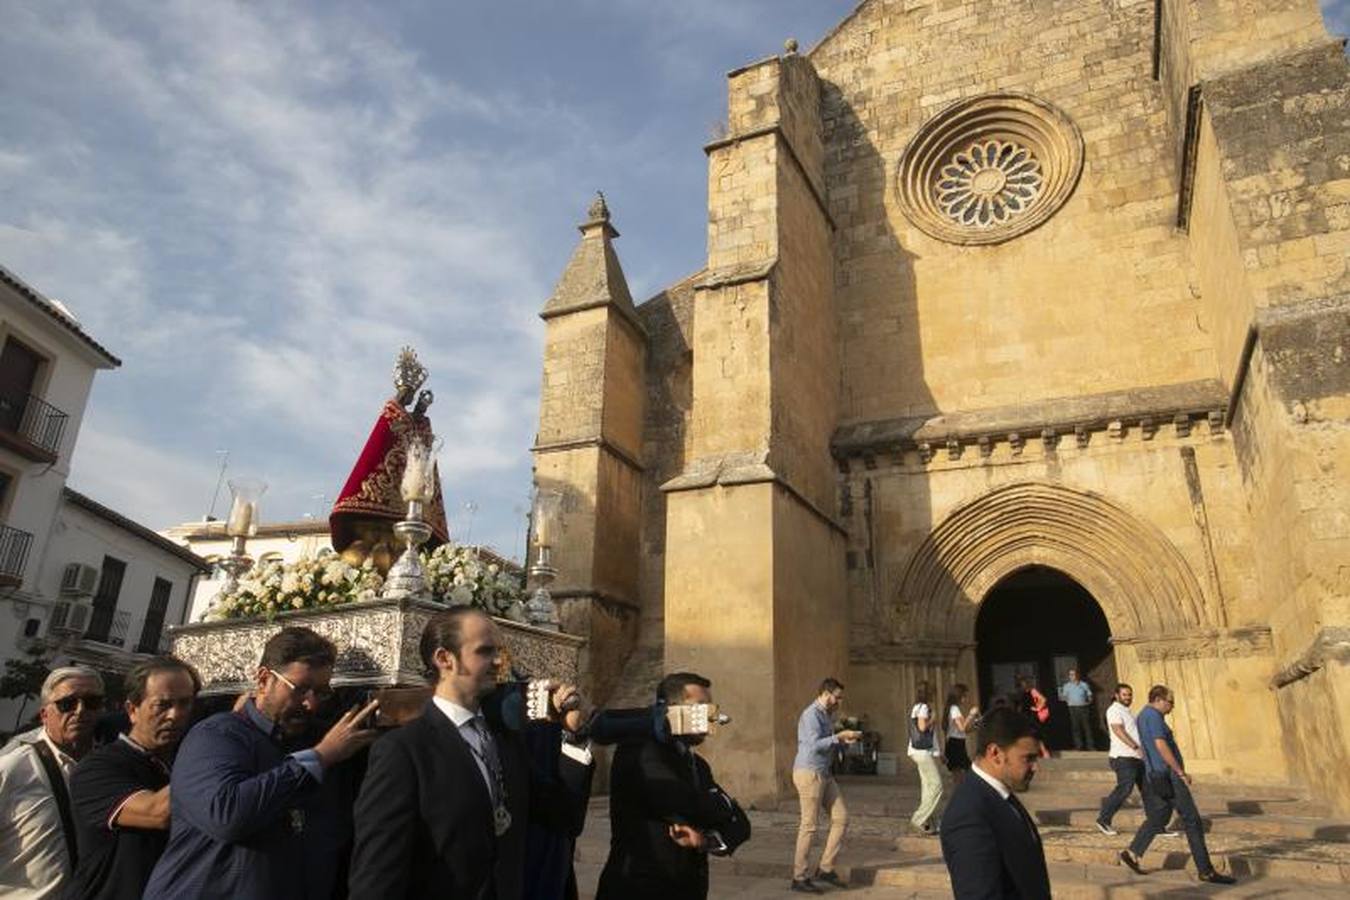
[205,450,229,521]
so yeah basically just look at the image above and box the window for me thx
[85,555,126,642]
[137,577,173,653]
[0,337,44,434]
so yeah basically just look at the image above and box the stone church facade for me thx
[532,0,1350,812]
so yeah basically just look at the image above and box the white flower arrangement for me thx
[422,543,527,622]
[210,544,526,622]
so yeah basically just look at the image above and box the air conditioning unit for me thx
[60,563,99,596]
[48,600,92,635]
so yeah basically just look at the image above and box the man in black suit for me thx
[347,606,593,900]
[596,672,749,900]
[940,707,1051,900]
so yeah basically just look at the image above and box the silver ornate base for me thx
[169,597,584,695]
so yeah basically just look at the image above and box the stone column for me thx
[533,195,646,704]
[662,50,847,806]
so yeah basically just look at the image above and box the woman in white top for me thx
[942,684,978,783]
[907,681,944,834]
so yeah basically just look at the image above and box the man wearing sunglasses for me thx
[0,665,105,898]
[144,626,378,900]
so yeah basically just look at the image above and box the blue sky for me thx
[2,1,1346,560]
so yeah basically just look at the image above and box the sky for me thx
[1,1,1347,561]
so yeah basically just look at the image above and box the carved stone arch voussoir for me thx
[894,482,1208,644]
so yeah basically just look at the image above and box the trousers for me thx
[792,769,848,880]
[1098,757,1143,825]
[909,752,944,829]
[1068,705,1093,749]
[1128,770,1214,874]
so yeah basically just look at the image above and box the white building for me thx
[1,264,208,732]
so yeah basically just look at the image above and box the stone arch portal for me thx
[896,482,1209,645]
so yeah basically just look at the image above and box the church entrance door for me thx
[975,565,1113,751]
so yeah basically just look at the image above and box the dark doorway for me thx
[975,566,1114,751]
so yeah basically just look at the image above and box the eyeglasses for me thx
[268,668,334,703]
[51,693,104,714]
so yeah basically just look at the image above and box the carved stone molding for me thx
[851,639,973,668]
[895,92,1084,246]
[169,598,585,696]
[1114,626,1273,662]
[1270,627,1350,689]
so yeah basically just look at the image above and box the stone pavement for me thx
[575,754,1350,898]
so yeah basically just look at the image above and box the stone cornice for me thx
[538,295,647,340]
[832,379,1228,466]
[1112,625,1273,662]
[850,639,974,667]
[660,451,846,536]
[692,260,777,292]
[1270,626,1350,689]
[532,437,644,473]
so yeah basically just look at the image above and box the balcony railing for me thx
[0,392,69,460]
[85,609,133,648]
[0,524,34,586]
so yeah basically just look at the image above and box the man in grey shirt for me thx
[790,678,861,893]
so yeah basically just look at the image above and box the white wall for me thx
[0,287,103,594]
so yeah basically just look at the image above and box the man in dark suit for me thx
[940,707,1051,900]
[596,672,749,900]
[348,606,593,900]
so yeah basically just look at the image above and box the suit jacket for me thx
[595,739,741,900]
[939,772,1051,900]
[347,701,586,900]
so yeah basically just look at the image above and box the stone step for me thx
[891,829,1350,884]
[575,832,1350,898]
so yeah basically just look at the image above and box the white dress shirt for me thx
[971,760,1011,799]
[0,728,78,899]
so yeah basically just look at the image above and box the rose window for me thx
[935,141,1043,229]
[894,93,1083,245]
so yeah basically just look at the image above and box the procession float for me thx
[168,348,583,717]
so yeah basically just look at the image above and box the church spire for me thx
[541,192,638,322]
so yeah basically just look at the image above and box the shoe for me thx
[1198,870,1237,885]
[1095,820,1119,836]
[1119,850,1145,874]
[789,879,823,893]
[1160,828,1182,838]
[815,870,847,889]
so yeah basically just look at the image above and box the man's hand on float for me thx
[838,729,864,744]
[314,699,380,767]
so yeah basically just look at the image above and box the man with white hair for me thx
[0,665,105,898]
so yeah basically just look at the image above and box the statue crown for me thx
[393,346,429,395]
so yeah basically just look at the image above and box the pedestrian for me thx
[348,606,595,900]
[939,707,1050,899]
[68,656,200,900]
[1118,685,1236,884]
[907,681,943,835]
[596,672,749,900]
[1095,682,1142,836]
[1058,668,1093,750]
[0,666,104,898]
[943,684,977,785]
[1014,677,1051,758]
[789,677,861,893]
[144,627,379,899]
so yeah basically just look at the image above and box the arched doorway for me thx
[975,565,1114,750]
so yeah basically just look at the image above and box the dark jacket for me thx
[347,701,588,900]
[522,722,594,900]
[939,772,1051,900]
[143,703,352,900]
[595,739,745,900]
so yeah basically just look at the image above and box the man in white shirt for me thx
[1096,682,1143,835]
[0,666,105,899]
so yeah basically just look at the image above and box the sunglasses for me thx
[269,668,334,703]
[52,693,104,714]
